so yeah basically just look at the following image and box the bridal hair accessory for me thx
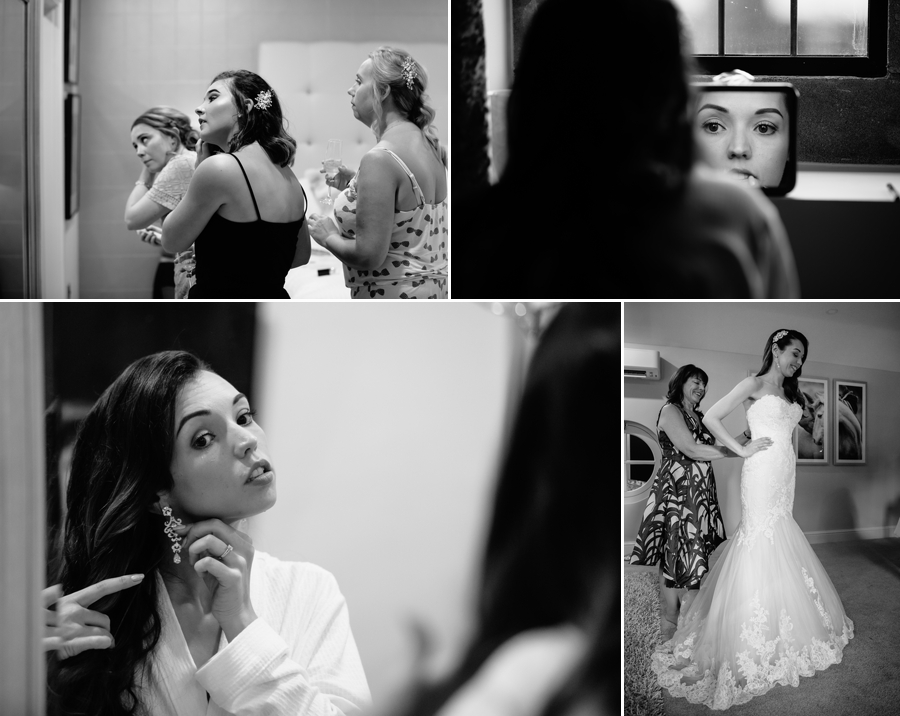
[401,56,418,90]
[162,505,185,563]
[254,89,274,111]
[772,330,788,344]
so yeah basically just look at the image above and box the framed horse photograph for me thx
[794,377,829,465]
[834,380,866,465]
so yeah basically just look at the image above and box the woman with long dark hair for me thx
[47,351,370,715]
[653,329,854,709]
[386,304,619,716]
[629,365,770,638]
[125,106,200,299]
[162,71,312,298]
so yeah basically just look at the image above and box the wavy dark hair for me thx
[666,364,709,406]
[131,106,199,153]
[47,351,211,716]
[211,70,296,167]
[368,46,442,157]
[392,303,619,716]
[756,329,809,406]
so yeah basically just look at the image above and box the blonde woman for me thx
[308,47,448,299]
[125,107,199,299]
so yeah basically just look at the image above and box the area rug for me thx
[624,571,665,716]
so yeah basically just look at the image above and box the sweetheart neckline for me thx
[748,393,799,413]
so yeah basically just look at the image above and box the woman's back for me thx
[216,143,305,223]
[378,128,447,210]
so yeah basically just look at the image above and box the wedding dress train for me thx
[651,394,854,710]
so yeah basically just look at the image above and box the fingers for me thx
[67,573,145,608]
[57,601,112,632]
[57,634,115,659]
[175,518,245,560]
[187,533,232,566]
[43,584,63,608]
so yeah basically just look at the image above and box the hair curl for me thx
[211,70,296,167]
[131,106,200,153]
[47,351,210,716]
[368,46,442,157]
[756,329,809,406]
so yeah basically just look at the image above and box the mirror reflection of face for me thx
[695,91,790,188]
[168,371,276,523]
[130,124,175,174]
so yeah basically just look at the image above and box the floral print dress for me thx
[629,403,726,590]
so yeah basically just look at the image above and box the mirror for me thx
[691,82,798,197]
[623,420,661,503]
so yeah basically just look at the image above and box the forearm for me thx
[703,416,746,457]
[124,183,151,227]
[323,233,381,270]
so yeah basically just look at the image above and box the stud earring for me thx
[162,505,184,563]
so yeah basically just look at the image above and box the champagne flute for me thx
[322,139,342,209]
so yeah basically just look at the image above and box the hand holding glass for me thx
[322,139,342,208]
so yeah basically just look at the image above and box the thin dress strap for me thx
[372,148,426,206]
[228,153,262,221]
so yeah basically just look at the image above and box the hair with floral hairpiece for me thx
[401,56,418,90]
[209,70,296,167]
[368,46,441,157]
[756,328,810,406]
[254,89,273,111]
[772,330,788,344]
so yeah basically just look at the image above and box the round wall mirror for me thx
[624,420,661,505]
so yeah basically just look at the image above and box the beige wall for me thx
[247,303,521,706]
[78,0,448,298]
[624,341,900,548]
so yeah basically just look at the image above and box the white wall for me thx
[624,307,900,550]
[248,302,520,707]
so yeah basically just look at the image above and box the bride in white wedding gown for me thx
[652,328,854,710]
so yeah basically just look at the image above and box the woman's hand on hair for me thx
[43,574,145,658]
[175,520,258,641]
[321,162,355,193]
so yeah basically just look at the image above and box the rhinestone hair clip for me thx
[401,56,418,90]
[772,330,788,344]
[254,89,273,111]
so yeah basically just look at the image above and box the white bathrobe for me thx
[141,551,371,715]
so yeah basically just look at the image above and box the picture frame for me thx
[794,377,829,465]
[65,94,80,219]
[834,380,866,464]
[64,0,80,84]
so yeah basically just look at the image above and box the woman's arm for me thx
[161,155,232,253]
[321,151,396,269]
[658,404,731,461]
[292,221,312,269]
[702,377,762,457]
[125,182,170,231]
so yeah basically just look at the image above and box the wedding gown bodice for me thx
[737,394,803,549]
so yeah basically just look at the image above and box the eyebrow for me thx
[698,103,784,119]
[176,393,247,437]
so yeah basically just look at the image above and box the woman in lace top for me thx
[307,47,448,299]
[125,107,199,299]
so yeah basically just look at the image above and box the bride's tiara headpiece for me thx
[772,330,789,344]
[254,89,274,111]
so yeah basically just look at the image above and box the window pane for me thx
[725,0,791,55]
[629,434,654,462]
[671,0,719,54]
[798,0,867,56]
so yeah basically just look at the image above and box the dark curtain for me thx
[452,0,490,193]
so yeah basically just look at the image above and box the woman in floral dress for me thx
[629,364,772,636]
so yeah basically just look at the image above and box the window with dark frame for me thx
[672,0,888,78]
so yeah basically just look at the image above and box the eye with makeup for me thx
[189,408,257,450]
[701,119,726,134]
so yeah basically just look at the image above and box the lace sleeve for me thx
[148,153,196,211]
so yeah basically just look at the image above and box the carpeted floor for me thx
[625,571,665,716]
[625,538,900,716]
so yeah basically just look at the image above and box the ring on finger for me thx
[218,544,234,560]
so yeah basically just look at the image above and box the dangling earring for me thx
[162,505,184,563]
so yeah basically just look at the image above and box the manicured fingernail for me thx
[131,574,144,582]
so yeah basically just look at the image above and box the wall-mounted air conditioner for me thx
[624,348,660,380]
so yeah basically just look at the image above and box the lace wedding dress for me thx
[651,394,854,710]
